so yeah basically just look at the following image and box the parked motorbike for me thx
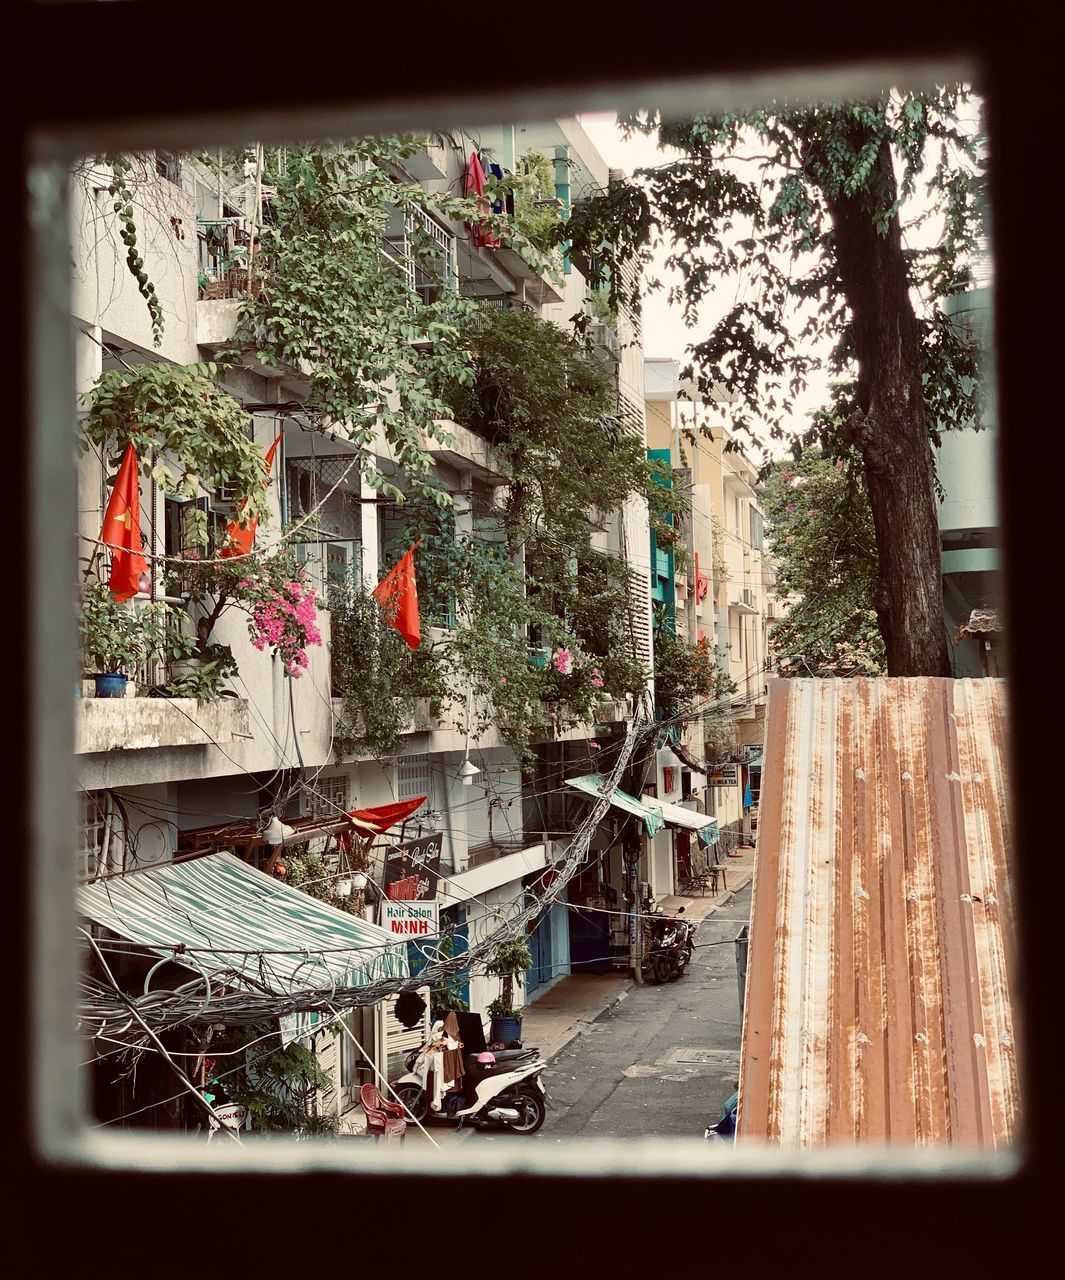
[643,904,696,983]
[390,1015,547,1134]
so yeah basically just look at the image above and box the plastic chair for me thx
[359,1082,407,1142]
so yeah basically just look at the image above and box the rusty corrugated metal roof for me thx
[737,677,1019,1149]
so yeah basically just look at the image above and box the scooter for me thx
[390,1014,548,1134]
[643,904,696,983]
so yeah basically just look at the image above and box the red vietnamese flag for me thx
[372,542,421,649]
[99,443,148,601]
[220,431,283,559]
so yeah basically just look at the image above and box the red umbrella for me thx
[464,152,500,249]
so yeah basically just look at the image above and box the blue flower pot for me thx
[93,672,128,698]
[490,1015,522,1047]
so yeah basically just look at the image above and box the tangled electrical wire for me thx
[79,703,657,1050]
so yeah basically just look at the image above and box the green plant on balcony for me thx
[511,151,562,255]
[653,611,735,721]
[328,578,448,759]
[220,136,521,504]
[78,582,149,676]
[83,361,270,551]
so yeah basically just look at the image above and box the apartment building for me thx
[73,126,651,1131]
[643,357,775,889]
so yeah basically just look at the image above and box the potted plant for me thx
[78,582,146,697]
[485,936,533,1046]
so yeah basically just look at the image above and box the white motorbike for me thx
[391,1017,547,1134]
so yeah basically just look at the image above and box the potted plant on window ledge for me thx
[485,937,533,1047]
[78,582,147,697]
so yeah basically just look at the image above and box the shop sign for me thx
[381,900,440,937]
[208,1102,247,1138]
[708,764,739,786]
[384,832,442,901]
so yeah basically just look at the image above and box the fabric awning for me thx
[78,851,409,996]
[640,795,721,846]
[565,774,665,837]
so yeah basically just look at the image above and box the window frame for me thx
[17,9,1049,1263]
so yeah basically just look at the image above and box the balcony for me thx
[424,419,509,485]
[587,321,621,364]
[76,694,251,754]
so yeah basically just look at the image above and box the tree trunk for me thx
[823,139,951,677]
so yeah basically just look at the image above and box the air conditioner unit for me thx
[675,573,689,599]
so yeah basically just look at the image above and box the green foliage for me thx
[99,155,164,346]
[562,90,987,449]
[429,933,469,1023]
[512,151,561,252]
[83,362,268,548]
[760,449,885,675]
[211,1026,338,1136]
[78,582,149,674]
[328,578,448,759]
[223,137,519,503]
[653,618,734,721]
[485,936,533,1018]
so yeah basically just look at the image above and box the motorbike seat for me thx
[464,1056,519,1085]
[485,1047,540,1063]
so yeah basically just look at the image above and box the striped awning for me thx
[640,795,720,845]
[565,774,665,837]
[78,851,409,996]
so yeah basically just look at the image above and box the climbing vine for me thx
[98,154,166,346]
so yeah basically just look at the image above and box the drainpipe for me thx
[553,145,571,275]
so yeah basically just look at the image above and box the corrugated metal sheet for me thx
[738,678,1018,1148]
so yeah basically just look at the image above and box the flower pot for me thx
[489,1015,522,1047]
[93,672,128,698]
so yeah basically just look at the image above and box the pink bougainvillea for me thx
[553,648,573,675]
[590,668,604,688]
[246,576,322,677]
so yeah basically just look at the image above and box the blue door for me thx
[526,906,551,999]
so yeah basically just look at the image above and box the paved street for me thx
[446,882,753,1146]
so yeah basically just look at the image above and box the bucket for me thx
[489,1015,522,1047]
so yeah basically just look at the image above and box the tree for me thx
[760,449,884,676]
[563,88,987,676]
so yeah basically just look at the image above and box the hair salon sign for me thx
[381,900,440,937]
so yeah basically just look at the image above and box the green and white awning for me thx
[640,795,721,846]
[78,851,409,996]
[565,773,665,837]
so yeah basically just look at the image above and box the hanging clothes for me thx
[414,1019,464,1111]
[441,1011,465,1093]
[463,152,500,249]
[488,160,505,214]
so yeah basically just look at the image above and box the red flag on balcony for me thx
[99,443,148,602]
[464,151,500,249]
[220,431,283,559]
[372,542,421,649]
